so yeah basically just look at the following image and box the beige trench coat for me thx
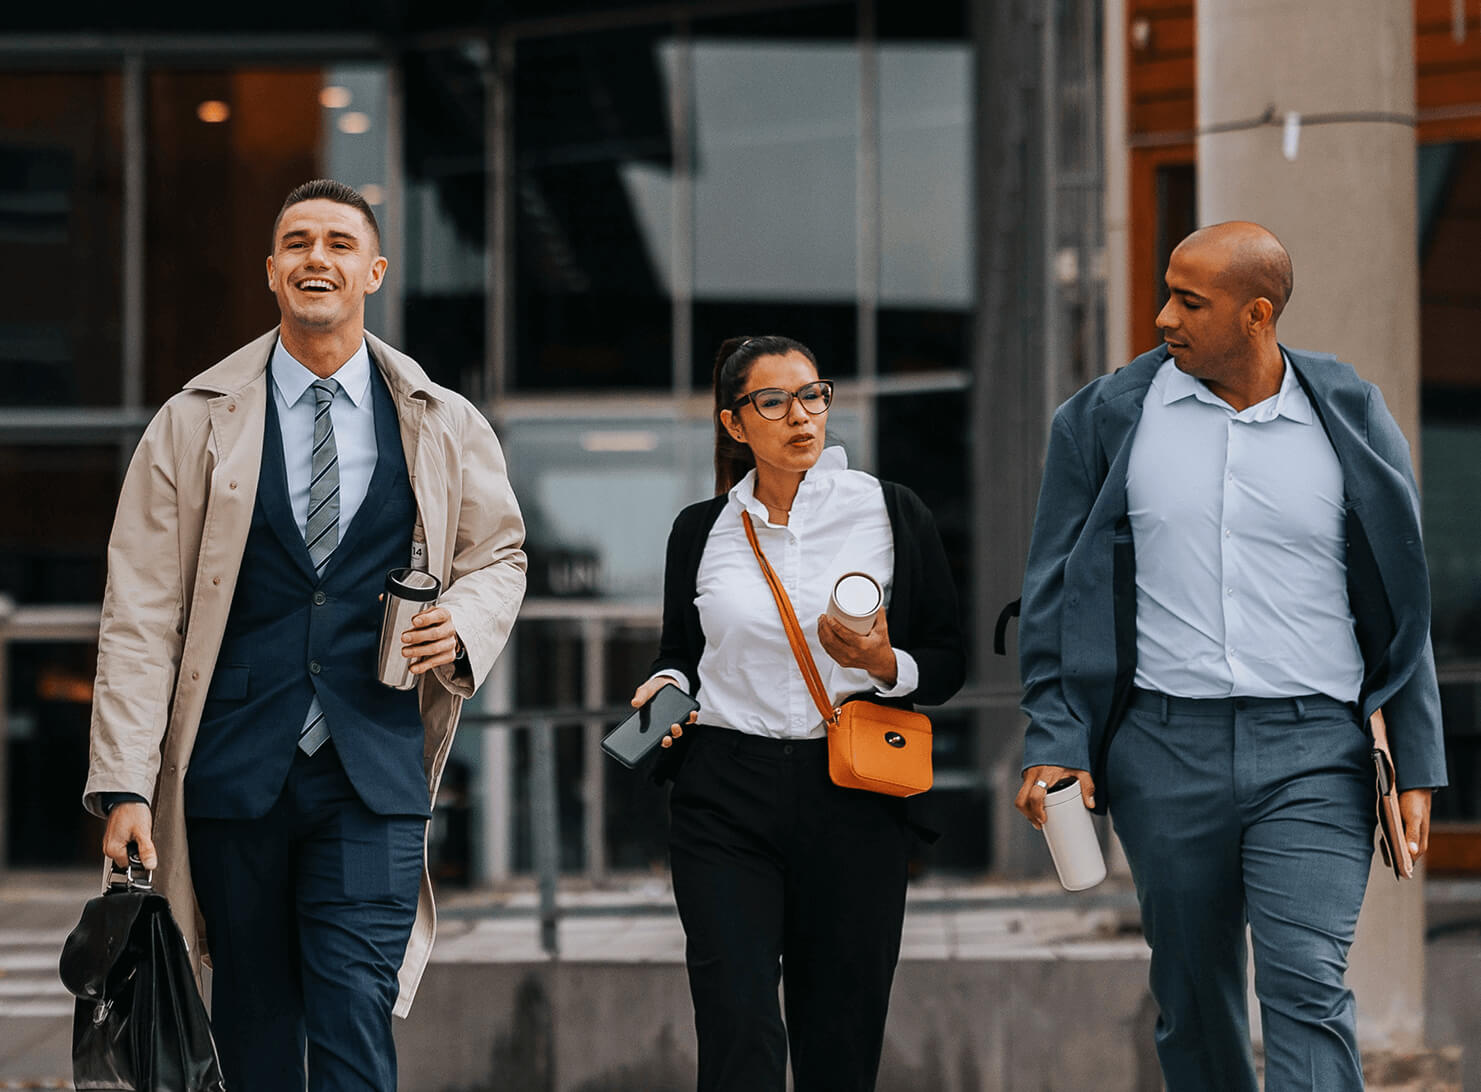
[83,328,527,1017]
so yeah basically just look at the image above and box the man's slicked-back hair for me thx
[271,179,381,254]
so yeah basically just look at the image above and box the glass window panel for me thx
[1419,139,1481,822]
[145,66,390,404]
[878,41,972,375]
[0,72,124,407]
[879,45,972,313]
[0,444,114,605]
[6,640,101,866]
[512,29,675,390]
[403,46,487,396]
[689,10,859,384]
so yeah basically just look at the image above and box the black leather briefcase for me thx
[58,854,227,1091]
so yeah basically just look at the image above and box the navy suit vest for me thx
[185,362,428,820]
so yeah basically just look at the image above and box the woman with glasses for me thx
[629,334,965,1091]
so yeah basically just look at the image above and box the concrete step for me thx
[0,927,73,1087]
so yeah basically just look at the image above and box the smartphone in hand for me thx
[602,683,699,769]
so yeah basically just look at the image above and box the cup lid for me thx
[385,567,441,601]
[832,572,882,617]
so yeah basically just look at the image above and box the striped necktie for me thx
[299,377,340,755]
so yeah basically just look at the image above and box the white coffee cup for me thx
[1042,778,1107,891]
[827,572,882,634]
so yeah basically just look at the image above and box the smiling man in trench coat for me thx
[82,179,526,1092]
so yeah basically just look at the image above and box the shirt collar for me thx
[732,445,849,523]
[1159,352,1311,424]
[270,338,372,409]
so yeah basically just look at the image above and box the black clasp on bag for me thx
[884,732,906,748]
[108,841,153,893]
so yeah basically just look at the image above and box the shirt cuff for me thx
[101,792,150,814]
[649,669,691,695]
[871,649,919,699]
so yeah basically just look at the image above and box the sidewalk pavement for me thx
[3,871,1478,1090]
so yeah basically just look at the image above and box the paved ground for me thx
[4,871,1478,1089]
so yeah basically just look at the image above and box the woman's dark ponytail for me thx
[711,334,818,494]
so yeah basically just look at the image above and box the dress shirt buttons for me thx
[229,481,238,490]
[1226,587,1233,596]
[1224,528,1231,538]
[309,660,322,675]
[313,590,327,606]
[212,577,220,586]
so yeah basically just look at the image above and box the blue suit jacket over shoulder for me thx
[1019,345,1446,809]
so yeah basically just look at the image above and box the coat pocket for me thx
[203,665,250,704]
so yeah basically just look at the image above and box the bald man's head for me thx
[1175,221,1294,321]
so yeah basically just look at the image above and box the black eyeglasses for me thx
[732,380,834,421]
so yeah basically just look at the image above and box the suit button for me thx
[310,661,321,675]
[313,591,327,606]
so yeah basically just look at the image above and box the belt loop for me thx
[1160,693,1170,724]
[1292,696,1306,720]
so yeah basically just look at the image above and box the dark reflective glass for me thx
[0,72,124,406]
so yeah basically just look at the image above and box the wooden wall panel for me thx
[1127,1,1195,142]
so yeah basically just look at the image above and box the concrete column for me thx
[1197,1,1449,1078]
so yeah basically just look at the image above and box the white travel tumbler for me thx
[1042,777,1107,891]
[376,568,442,690]
[827,572,883,634]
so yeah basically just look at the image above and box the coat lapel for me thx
[1285,347,1431,707]
[1087,348,1165,526]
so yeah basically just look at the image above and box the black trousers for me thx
[668,725,911,1092]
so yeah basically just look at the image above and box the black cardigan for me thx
[648,479,966,784]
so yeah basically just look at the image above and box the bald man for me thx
[1013,222,1446,1090]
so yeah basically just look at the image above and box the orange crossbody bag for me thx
[741,512,933,798]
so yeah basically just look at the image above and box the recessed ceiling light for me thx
[196,100,230,123]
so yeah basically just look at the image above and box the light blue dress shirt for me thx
[270,339,379,740]
[1125,356,1363,702]
[270,339,378,540]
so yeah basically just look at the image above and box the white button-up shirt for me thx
[1125,356,1363,702]
[658,446,920,739]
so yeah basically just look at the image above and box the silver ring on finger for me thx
[1034,779,1048,789]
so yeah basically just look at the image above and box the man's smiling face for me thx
[265,198,386,336]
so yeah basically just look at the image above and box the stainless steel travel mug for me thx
[376,568,442,690]
[1042,777,1107,891]
[826,572,882,634]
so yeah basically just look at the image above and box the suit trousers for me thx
[1106,689,1375,1092]
[187,741,424,1092]
[667,725,911,1092]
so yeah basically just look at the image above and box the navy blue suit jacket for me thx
[1019,345,1447,809]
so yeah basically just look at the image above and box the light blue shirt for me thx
[270,339,378,541]
[1125,356,1363,702]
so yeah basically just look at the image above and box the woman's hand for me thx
[629,676,698,749]
[817,608,897,687]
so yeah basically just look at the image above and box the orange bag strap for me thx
[740,511,840,729]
